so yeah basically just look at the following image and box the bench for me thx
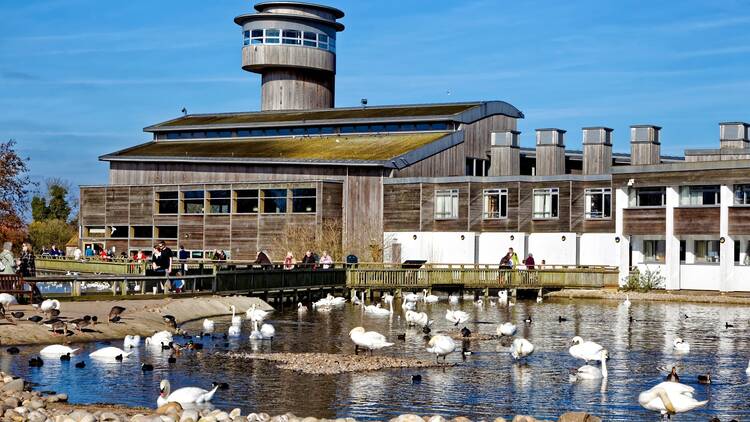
[0,274,33,302]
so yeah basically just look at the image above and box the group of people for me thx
[254,249,335,271]
[499,247,544,270]
[0,242,37,277]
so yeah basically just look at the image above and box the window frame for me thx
[679,185,720,207]
[182,190,205,215]
[642,239,666,263]
[693,239,721,264]
[207,190,231,214]
[482,188,508,220]
[584,187,612,220]
[734,184,750,205]
[261,188,288,214]
[630,187,666,208]
[532,187,560,220]
[156,191,179,215]
[434,189,459,220]
[291,188,317,213]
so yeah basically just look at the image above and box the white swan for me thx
[426,335,456,362]
[673,337,690,353]
[349,327,393,354]
[297,302,308,313]
[569,336,605,362]
[123,335,141,348]
[497,322,517,336]
[325,294,347,306]
[449,294,459,304]
[402,301,416,311]
[405,310,431,327]
[382,292,394,305]
[202,318,215,332]
[40,345,79,357]
[571,349,608,381]
[445,309,469,326]
[157,380,218,407]
[403,292,419,303]
[510,338,534,360]
[260,323,275,339]
[90,346,132,359]
[638,381,708,416]
[228,325,241,337]
[246,304,270,322]
[145,330,173,347]
[474,299,484,307]
[364,303,392,316]
[40,299,60,312]
[623,295,631,307]
[229,305,242,326]
[746,359,750,375]
[422,289,439,303]
[498,290,508,302]
[0,293,18,307]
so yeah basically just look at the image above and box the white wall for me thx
[679,264,720,290]
[384,232,475,264]
[731,266,750,291]
[384,232,431,262]
[527,232,577,265]
[477,232,526,264]
[579,233,620,266]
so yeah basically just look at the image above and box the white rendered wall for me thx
[384,232,475,264]
[731,265,750,291]
[384,232,431,262]
[631,235,667,281]
[477,232,526,264]
[615,187,630,284]
[719,184,733,292]
[579,233,620,266]
[527,233,577,265]
[679,264,720,290]
[664,186,680,290]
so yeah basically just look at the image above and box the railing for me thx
[35,257,147,275]
[25,274,216,297]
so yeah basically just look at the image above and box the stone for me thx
[391,415,424,422]
[258,414,271,422]
[300,417,318,422]
[229,409,242,420]
[197,417,217,422]
[214,412,230,421]
[452,418,472,422]
[511,417,536,422]
[28,410,46,422]
[4,397,20,408]
[56,394,68,402]
[492,419,507,422]
[181,410,199,422]
[101,412,122,422]
[28,399,44,410]
[156,402,183,416]
[270,415,289,422]
[160,416,177,422]
[427,417,448,422]
[3,376,14,383]
[1,379,24,393]
[557,413,601,422]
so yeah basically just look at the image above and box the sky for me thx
[1,0,749,189]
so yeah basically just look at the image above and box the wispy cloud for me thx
[1,75,248,86]
[672,45,750,59]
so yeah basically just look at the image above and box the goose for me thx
[28,357,44,367]
[497,322,517,336]
[638,381,708,417]
[6,347,20,355]
[40,345,79,357]
[364,303,392,316]
[124,335,141,348]
[157,380,218,407]
[0,293,18,308]
[246,304,270,322]
[422,290,439,303]
[673,337,690,353]
[403,292,419,303]
[510,338,535,360]
[90,346,132,359]
[426,335,456,363]
[297,303,308,313]
[145,331,173,347]
[623,295,631,307]
[228,325,241,337]
[569,336,605,362]
[445,309,470,326]
[449,295,459,305]
[229,305,242,326]
[570,349,608,381]
[60,353,71,361]
[202,319,215,332]
[141,363,154,371]
[349,326,393,355]
[75,361,86,368]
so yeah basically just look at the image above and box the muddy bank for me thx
[0,296,272,346]
[547,288,750,305]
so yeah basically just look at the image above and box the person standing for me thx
[509,247,520,268]
[156,242,173,275]
[0,242,16,274]
[523,253,535,270]
[253,250,273,270]
[18,243,36,277]
[283,251,296,270]
[73,247,82,261]
[178,245,189,272]
[319,251,333,269]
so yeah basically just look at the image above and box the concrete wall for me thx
[527,232,577,265]
[579,233,620,266]
[477,232,525,264]
[385,231,475,264]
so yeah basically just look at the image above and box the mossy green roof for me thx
[106,132,451,162]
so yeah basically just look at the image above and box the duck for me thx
[445,309,469,326]
[228,325,241,337]
[349,326,393,355]
[638,381,708,417]
[141,363,154,371]
[39,345,79,358]
[666,367,680,382]
[570,349,608,381]
[59,353,71,361]
[124,335,141,348]
[569,336,605,362]
[497,322,517,336]
[168,355,177,364]
[460,327,472,338]
[246,304,270,322]
[157,380,218,407]
[229,305,242,326]
[673,337,690,353]
[422,289,439,303]
[697,372,711,384]
[109,306,126,322]
[6,347,20,355]
[28,315,43,324]
[75,361,86,369]
[623,295,631,307]
[90,346,132,359]
[10,311,24,319]
[202,319,215,332]
[426,335,456,363]
[28,357,44,367]
[163,315,178,331]
[510,338,535,360]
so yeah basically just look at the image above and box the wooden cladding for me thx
[673,207,720,235]
[729,207,750,235]
[622,208,666,235]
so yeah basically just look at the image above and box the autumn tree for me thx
[28,178,76,249]
[0,140,32,247]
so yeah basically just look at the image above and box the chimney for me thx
[535,128,566,175]
[719,122,750,149]
[489,131,520,176]
[630,125,661,165]
[582,127,613,175]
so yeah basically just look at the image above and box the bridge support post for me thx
[511,288,517,299]
[483,287,489,299]
[72,279,81,297]
[395,288,402,299]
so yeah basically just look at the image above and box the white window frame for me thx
[679,185,720,207]
[630,187,666,207]
[482,189,508,219]
[434,189,459,220]
[532,188,559,219]
[584,188,612,219]
[642,239,666,263]
[734,184,750,205]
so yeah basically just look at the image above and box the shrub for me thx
[622,267,665,292]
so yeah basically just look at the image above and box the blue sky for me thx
[1,0,749,189]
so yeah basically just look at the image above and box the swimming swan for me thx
[571,349,608,381]
[426,335,456,363]
[623,295,631,307]
[382,293,394,305]
[145,331,173,347]
[39,345,79,357]
[510,338,534,360]
[349,327,393,354]
[673,337,690,353]
[449,295,459,304]
[297,302,308,313]
[229,305,242,326]
[228,325,241,337]
[90,346,132,359]
[403,292,419,303]
[124,335,141,348]
[157,380,218,407]
[569,336,605,362]
[422,290,439,303]
[746,359,750,375]
[364,303,392,316]
[405,310,431,327]
[202,318,215,332]
[497,322,517,336]
[445,309,470,326]
[246,304,271,322]
[638,381,707,416]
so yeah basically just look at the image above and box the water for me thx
[2,297,750,421]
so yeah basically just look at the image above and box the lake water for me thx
[2,297,750,421]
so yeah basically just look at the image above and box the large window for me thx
[694,240,720,263]
[243,28,335,52]
[630,187,665,207]
[734,184,750,205]
[679,185,719,206]
[132,226,153,239]
[262,189,287,214]
[482,189,507,219]
[110,226,128,238]
[465,158,489,176]
[434,189,459,220]
[643,239,665,263]
[585,188,611,219]
[157,192,179,214]
[235,189,259,213]
[533,188,559,219]
[292,188,316,213]
[208,190,231,214]
[182,191,204,214]
[155,226,178,239]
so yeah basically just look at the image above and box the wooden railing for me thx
[35,257,147,275]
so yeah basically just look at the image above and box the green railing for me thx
[35,258,147,275]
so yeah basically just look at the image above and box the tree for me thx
[28,219,75,251]
[31,178,74,223]
[0,140,32,246]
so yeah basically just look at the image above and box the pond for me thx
[2,297,750,421]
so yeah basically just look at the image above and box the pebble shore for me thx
[0,370,602,422]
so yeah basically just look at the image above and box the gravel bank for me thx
[547,288,750,305]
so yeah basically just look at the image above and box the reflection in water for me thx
[3,298,750,420]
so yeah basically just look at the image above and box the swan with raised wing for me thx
[445,309,469,326]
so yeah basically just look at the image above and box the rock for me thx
[28,399,44,410]
[156,402,183,416]
[452,418,472,422]
[428,417,448,422]
[557,413,601,422]
[101,412,123,422]
[4,397,20,408]
[512,417,537,422]
[197,416,217,422]
[492,419,507,422]
[228,409,242,420]
[214,412,230,421]
[300,417,318,422]
[28,410,46,422]
[181,410,199,422]
[1,379,24,393]
[3,376,14,383]
[160,416,177,422]
[391,415,424,422]
[270,415,289,422]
